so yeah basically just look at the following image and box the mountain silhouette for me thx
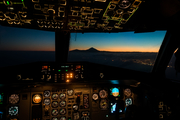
[86,47,99,52]
[70,47,99,52]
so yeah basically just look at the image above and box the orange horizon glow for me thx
[69,47,159,52]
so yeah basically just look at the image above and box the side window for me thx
[166,49,180,80]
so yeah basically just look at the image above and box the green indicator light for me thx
[7,1,9,5]
[118,95,120,97]
[110,93,112,95]
[22,0,23,1]
[58,70,61,72]
[66,70,68,72]
[2,93,3,94]
[106,115,108,117]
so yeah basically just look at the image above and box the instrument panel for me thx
[0,62,177,120]
[3,84,137,120]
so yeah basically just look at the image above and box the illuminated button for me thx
[66,70,68,72]
[7,1,10,5]
[66,79,69,82]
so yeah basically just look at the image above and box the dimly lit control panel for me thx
[40,64,85,83]
[3,84,137,120]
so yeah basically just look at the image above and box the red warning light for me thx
[76,65,81,69]
[42,66,48,70]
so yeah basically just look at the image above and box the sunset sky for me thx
[0,25,167,52]
[70,31,166,52]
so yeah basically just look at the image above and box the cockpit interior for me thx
[0,0,180,120]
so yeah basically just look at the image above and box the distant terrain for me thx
[69,47,159,72]
[0,48,175,73]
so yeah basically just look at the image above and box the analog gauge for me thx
[72,104,79,111]
[60,101,66,107]
[125,98,132,106]
[118,0,131,9]
[44,90,50,97]
[111,88,119,97]
[9,94,19,104]
[73,112,80,120]
[52,101,58,108]
[52,93,58,100]
[33,94,42,103]
[67,90,73,96]
[124,88,132,97]
[59,108,66,115]
[60,93,66,99]
[92,93,98,100]
[44,98,50,105]
[52,117,58,120]
[9,106,18,116]
[52,109,58,116]
[99,90,108,98]
[100,99,108,110]
[60,116,66,120]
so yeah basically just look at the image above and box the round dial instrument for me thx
[100,99,108,110]
[44,90,50,97]
[111,88,119,97]
[99,90,108,98]
[125,98,132,106]
[118,0,131,9]
[60,101,66,107]
[59,108,66,115]
[33,94,42,103]
[52,109,58,116]
[124,88,132,97]
[73,112,80,120]
[60,93,66,99]
[67,90,73,96]
[52,93,58,100]
[9,106,18,116]
[92,93,98,100]
[52,101,58,108]
[60,116,66,120]
[9,94,19,104]
[44,98,50,105]
[72,104,79,111]
[52,117,58,120]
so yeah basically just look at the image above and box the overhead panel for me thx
[0,0,143,32]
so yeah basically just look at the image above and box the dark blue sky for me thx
[0,25,55,51]
[0,25,167,52]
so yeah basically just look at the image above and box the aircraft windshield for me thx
[0,25,55,67]
[68,31,167,72]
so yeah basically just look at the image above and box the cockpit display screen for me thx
[110,102,117,113]
[110,87,120,97]
[0,93,3,104]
